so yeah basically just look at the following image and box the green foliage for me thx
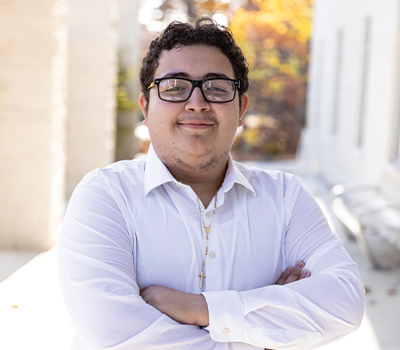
[116,64,139,112]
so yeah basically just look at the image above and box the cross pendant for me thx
[198,272,206,289]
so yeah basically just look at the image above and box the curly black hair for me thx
[139,17,249,107]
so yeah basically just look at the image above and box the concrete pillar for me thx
[66,0,119,196]
[0,0,68,249]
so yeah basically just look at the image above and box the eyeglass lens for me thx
[158,78,236,102]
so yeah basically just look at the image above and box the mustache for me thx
[176,115,218,124]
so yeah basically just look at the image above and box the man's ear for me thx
[138,93,148,126]
[238,93,249,127]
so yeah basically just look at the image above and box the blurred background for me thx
[1,0,400,349]
[1,0,314,251]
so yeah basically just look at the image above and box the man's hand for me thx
[140,286,209,327]
[275,261,310,285]
[264,263,310,350]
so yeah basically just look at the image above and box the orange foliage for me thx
[148,0,313,157]
[229,0,313,156]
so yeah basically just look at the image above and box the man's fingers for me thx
[285,261,312,283]
[275,266,293,285]
[299,268,311,280]
[276,261,311,285]
[285,261,304,283]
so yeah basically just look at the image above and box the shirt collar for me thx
[144,144,177,196]
[222,155,257,197]
[144,144,256,197]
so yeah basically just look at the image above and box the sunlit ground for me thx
[301,174,400,350]
[0,247,74,350]
[0,165,399,349]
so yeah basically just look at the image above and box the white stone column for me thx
[0,0,68,249]
[66,0,118,196]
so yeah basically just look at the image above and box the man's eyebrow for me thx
[203,73,232,79]
[159,72,233,80]
[160,72,190,79]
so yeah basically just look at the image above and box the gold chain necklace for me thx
[196,191,218,289]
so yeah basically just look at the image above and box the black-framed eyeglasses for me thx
[147,77,240,103]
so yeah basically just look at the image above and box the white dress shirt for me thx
[58,144,364,350]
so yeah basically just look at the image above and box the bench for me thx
[330,169,400,269]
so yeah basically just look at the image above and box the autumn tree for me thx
[141,0,312,158]
[149,0,236,24]
[230,0,312,156]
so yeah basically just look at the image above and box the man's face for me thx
[139,44,248,173]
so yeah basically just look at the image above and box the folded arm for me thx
[201,185,365,349]
[58,175,364,350]
[140,262,310,328]
[58,176,221,350]
[140,185,364,350]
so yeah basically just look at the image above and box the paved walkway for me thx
[1,165,400,349]
[300,175,400,350]
[0,247,74,349]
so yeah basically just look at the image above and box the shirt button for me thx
[222,328,230,335]
[209,251,216,259]
[176,183,182,188]
[205,211,210,217]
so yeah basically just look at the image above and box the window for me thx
[391,21,400,167]
[331,30,343,135]
[393,104,400,166]
[313,40,325,127]
[356,17,372,147]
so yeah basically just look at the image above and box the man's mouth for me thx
[177,116,217,129]
[180,121,213,127]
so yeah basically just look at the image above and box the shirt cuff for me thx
[202,290,245,342]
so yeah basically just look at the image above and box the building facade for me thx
[306,0,400,188]
[0,0,141,250]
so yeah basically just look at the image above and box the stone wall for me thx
[66,0,119,196]
[0,0,68,249]
[0,0,141,249]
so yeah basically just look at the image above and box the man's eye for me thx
[160,85,187,93]
[208,86,227,92]
[167,86,185,91]
[204,85,229,93]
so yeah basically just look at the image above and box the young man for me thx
[58,18,364,349]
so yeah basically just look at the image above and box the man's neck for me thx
[167,161,228,208]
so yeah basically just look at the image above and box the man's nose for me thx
[185,87,210,112]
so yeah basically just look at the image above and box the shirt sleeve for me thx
[57,173,224,350]
[202,178,365,350]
